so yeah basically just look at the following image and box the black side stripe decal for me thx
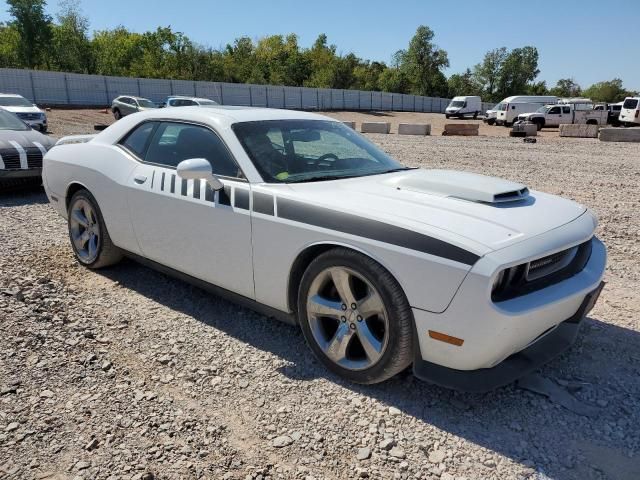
[252,192,274,216]
[277,198,480,265]
[150,170,155,189]
[193,179,201,199]
[234,189,250,210]
[170,174,176,194]
[204,183,215,202]
[160,172,165,191]
[181,179,188,196]
[219,186,231,206]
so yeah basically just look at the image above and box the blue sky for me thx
[1,0,638,91]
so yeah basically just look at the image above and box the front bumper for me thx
[409,208,606,389]
[413,281,604,392]
[0,168,42,179]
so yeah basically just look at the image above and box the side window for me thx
[183,99,197,106]
[120,122,157,158]
[549,107,561,114]
[168,99,177,106]
[145,122,242,178]
[562,106,571,114]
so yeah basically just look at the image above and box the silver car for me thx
[111,96,157,120]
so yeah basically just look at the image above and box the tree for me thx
[0,22,21,67]
[526,80,548,96]
[396,26,449,96]
[50,0,93,73]
[582,79,637,103]
[447,68,482,97]
[6,0,52,68]
[472,47,508,101]
[494,46,540,100]
[92,27,144,76]
[549,78,582,98]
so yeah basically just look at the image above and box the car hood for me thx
[0,129,55,151]
[283,169,587,257]
[2,105,43,114]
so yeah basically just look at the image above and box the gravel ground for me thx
[1,113,640,480]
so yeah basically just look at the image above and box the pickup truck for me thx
[517,102,607,130]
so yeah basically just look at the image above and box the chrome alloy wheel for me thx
[306,266,389,371]
[69,199,100,264]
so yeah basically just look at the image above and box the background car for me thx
[0,107,55,190]
[111,96,158,120]
[161,96,219,107]
[0,93,48,132]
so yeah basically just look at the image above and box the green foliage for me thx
[0,23,21,67]
[395,26,449,96]
[582,79,638,103]
[6,0,52,68]
[549,78,582,98]
[447,69,482,97]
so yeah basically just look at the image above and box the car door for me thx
[124,120,255,299]
[546,106,562,126]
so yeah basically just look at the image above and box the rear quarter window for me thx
[120,122,157,158]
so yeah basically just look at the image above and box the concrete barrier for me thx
[510,123,537,137]
[559,124,599,138]
[342,121,356,129]
[398,123,431,136]
[599,127,640,143]
[361,122,391,134]
[443,124,479,136]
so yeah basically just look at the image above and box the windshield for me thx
[233,120,407,183]
[0,109,30,130]
[0,96,33,107]
[536,106,550,113]
[137,99,156,108]
[449,100,464,108]
[494,102,507,111]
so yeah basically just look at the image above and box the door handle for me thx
[134,174,147,184]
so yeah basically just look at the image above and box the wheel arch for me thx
[286,241,406,316]
[65,181,91,212]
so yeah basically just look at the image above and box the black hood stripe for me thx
[277,197,480,266]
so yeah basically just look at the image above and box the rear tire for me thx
[297,248,414,384]
[67,189,122,269]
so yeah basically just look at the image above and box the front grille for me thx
[0,147,43,170]
[25,147,43,168]
[493,239,593,302]
[17,113,41,121]
[0,150,21,169]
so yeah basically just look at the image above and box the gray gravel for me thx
[1,130,640,480]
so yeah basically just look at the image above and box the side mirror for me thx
[176,158,224,191]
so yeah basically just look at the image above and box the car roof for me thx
[94,106,337,145]
[0,93,25,98]
[167,96,214,101]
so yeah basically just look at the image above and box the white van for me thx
[493,95,558,126]
[619,97,640,126]
[445,96,482,119]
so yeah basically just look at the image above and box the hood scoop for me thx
[383,169,529,204]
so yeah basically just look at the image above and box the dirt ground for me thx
[1,110,639,480]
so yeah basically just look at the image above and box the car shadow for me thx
[98,258,640,480]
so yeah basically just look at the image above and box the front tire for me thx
[68,189,122,269]
[113,108,122,120]
[297,248,414,384]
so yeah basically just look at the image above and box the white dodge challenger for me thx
[42,107,606,391]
